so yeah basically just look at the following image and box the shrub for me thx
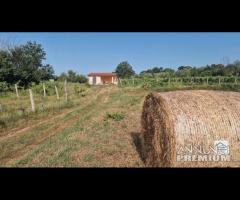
[0,82,9,93]
[104,112,124,121]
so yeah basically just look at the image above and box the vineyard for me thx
[119,76,240,91]
[2,33,240,168]
[1,76,240,131]
[0,81,90,131]
[1,76,240,167]
[0,85,147,167]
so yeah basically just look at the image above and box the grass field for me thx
[0,85,148,167]
[1,81,240,167]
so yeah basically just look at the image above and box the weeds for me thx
[104,112,124,122]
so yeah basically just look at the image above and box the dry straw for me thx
[141,90,240,167]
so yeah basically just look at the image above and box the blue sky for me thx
[1,32,240,75]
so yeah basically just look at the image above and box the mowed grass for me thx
[0,82,91,132]
[0,85,147,167]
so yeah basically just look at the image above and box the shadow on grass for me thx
[130,132,145,164]
[0,120,7,129]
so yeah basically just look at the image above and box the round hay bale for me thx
[141,90,240,167]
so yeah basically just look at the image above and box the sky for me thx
[0,32,240,75]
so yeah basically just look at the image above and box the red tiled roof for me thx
[88,72,117,76]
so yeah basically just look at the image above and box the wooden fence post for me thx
[168,77,171,85]
[235,77,237,85]
[132,77,134,86]
[64,79,68,101]
[15,84,19,98]
[206,77,209,85]
[29,89,35,112]
[218,77,221,85]
[55,85,59,100]
[43,83,46,97]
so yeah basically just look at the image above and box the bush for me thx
[0,82,9,93]
[74,85,86,95]
[31,81,64,96]
[104,112,124,121]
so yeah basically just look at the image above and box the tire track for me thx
[0,87,106,142]
[0,86,112,166]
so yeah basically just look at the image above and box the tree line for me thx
[114,61,240,79]
[1,40,240,91]
[58,70,88,83]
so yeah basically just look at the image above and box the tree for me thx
[177,66,192,71]
[210,64,224,76]
[57,70,88,83]
[140,67,164,76]
[115,61,135,78]
[67,70,78,82]
[152,67,163,73]
[0,41,54,88]
[163,68,175,76]
[190,67,198,77]
[233,60,240,76]
[76,75,88,83]
[38,64,55,80]
[10,41,47,87]
[198,65,212,76]
[58,72,68,81]
[176,66,192,77]
[0,50,13,83]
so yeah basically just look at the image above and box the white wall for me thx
[88,76,102,85]
[88,76,118,85]
[96,76,101,84]
[88,76,93,85]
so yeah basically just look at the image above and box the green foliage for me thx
[74,84,86,95]
[57,70,88,83]
[38,64,55,80]
[119,76,240,92]
[139,61,240,78]
[140,67,164,76]
[0,41,55,88]
[115,61,135,78]
[77,75,88,83]
[178,66,192,71]
[104,112,124,121]
[163,68,175,76]
[0,81,89,131]
[31,81,62,96]
[0,82,9,93]
[176,66,192,77]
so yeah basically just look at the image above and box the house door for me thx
[93,76,96,85]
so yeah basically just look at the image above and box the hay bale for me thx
[141,90,240,167]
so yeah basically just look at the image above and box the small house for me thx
[87,73,118,85]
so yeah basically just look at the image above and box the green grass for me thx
[0,82,90,131]
[119,77,240,92]
[104,112,124,121]
[0,86,146,167]
[2,83,238,167]
[6,87,109,167]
